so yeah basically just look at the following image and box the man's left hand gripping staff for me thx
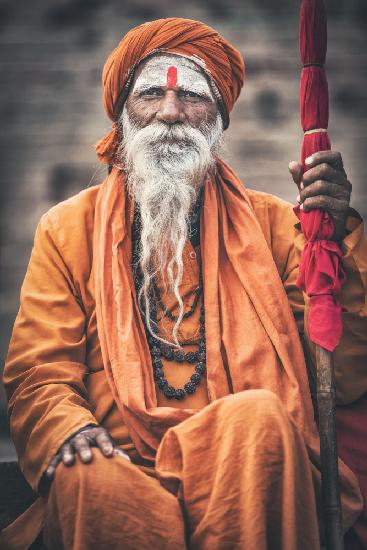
[45,425,131,479]
[288,150,352,241]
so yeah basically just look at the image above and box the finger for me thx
[302,163,348,188]
[288,161,303,187]
[73,434,93,463]
[301,195,349,214]
[46,453,61,479]
[60,442,76,466]
[304,150,345,172]
[113,448,131,462]
[95,430,114,458]
[299,180,351,203]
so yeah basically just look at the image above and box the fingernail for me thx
[305,156,313,165]
[300,203,304,210]
[300,182,304,190]
[46,467,53,476]
[296,194,300,203]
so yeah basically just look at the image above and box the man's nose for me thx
[156,91,185,124]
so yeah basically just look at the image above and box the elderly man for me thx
[2,17,367,550]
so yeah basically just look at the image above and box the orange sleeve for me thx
[333,213,367,403]
[3,212,97,491]
[252,192,367,405]
[293,210,367,404]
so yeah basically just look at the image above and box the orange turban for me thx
[95,17,245,164]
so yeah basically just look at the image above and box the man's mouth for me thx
[154,134,194,146]
[160,136,177,143]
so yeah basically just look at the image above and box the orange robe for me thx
[41,390,320,550]
[2,183,366,549]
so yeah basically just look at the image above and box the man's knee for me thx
[211,389,292,444]
[51,449,131,501]
[46,448,186,550]
[204,390,298,471]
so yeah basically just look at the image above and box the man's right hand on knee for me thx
[45,425,130,479]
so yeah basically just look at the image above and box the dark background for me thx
[1,0,366,460]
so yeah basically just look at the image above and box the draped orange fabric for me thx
[93,162,362,529]
[95,18,244,164]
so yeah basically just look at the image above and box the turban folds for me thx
[96,18,245,164]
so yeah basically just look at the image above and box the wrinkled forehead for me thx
[132,54,215,99]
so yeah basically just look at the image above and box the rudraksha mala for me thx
[132,208,206,401]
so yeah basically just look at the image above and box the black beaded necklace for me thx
[132,208,206,401]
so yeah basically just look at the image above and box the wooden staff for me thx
[297,1,344,547]
[316,346,343,549]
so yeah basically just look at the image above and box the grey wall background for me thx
[1,0,366,459]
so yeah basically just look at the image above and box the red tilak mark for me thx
[167,65,178,88]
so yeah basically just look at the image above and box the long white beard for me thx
[118,106,223,345]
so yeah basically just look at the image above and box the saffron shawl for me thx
[93,161,362,529]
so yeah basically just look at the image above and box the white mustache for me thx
[125,121,212,153]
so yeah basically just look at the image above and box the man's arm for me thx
[286,151,367,404]
[3,212,99,490]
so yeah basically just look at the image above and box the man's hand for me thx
[45,425,130,479]
[289,150,352,241]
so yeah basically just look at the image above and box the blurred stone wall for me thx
[1,0,366,459]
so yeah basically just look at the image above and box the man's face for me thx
[125,55,219,130]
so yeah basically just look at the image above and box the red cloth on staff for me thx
[295,0,345,352]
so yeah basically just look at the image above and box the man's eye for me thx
[180,90,204,100]
[140,88,163,97]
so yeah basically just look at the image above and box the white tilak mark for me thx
[132,54,214,100]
